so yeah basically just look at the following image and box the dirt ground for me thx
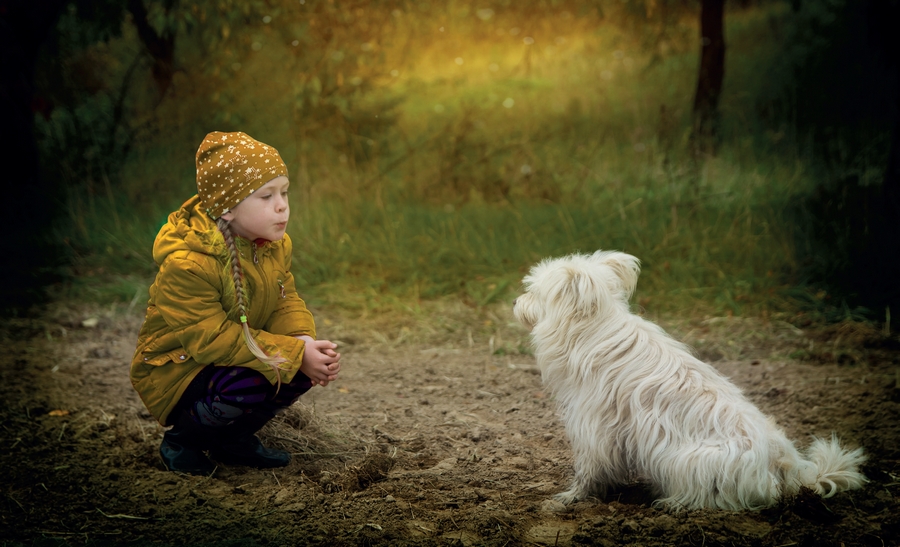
[2,298,900,547]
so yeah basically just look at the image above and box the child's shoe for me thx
[159,426,216,475]
[209,435,291,468]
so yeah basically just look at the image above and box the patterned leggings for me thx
[176,366,313,428]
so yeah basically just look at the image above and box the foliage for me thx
[28,5,261,176]
[277,1,409,164]
[33,2,139,196]
[43,0,894,327]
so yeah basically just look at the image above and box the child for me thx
[131,131,341,475]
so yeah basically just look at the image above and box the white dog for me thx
[513,250,866,511]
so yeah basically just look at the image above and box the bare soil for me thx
[2,300,899,547]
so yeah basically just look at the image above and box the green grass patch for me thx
[52,3,881,323]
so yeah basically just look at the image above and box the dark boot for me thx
[208,411,291,469]
[159,414,216,476]
[209,435,291,468]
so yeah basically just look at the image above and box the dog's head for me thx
[513,250,641,329]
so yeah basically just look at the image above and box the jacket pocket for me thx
[139,348,190,366]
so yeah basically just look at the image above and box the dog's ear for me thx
[526,254,617,320]
[557,261,608,317]
[592,251,641,301]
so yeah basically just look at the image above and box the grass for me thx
[285,179,794,316]
[49,2,878,325]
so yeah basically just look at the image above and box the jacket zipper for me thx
[253,242,279,315]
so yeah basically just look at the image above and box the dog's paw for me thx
[553,489,582,505]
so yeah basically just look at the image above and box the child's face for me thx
[221,176,290,241]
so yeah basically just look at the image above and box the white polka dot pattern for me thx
[195,131,288,219]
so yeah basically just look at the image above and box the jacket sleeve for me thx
[265,234,317,339]
[154,252,305,371]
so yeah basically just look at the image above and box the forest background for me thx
[1,0,899,328]
[3,3,900,546]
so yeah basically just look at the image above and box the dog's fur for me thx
[513,250,866,511]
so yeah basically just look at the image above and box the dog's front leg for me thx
[555,471,597,505]
[555,438,616,505]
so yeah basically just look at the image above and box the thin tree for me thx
[691,0,725,154]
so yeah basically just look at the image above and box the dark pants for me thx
[174,366,313,429]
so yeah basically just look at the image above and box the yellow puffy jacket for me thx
[131,195,316,425]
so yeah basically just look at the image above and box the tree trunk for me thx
[691,0,726,154]
[128,0,176,97]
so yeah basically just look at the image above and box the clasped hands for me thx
[295,335,341,387]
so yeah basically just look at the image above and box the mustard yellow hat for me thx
[196,131,288,219]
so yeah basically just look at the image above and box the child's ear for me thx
[221,211,234,222]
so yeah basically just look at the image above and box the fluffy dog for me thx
[513,250,866,511]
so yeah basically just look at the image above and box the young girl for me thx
[131,131,341,475]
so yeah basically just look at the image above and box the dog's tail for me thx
[803,434,867,497]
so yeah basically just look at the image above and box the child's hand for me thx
[295,336,341,386]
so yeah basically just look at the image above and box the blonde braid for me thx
[217,217,288,392]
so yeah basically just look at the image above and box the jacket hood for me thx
[153,195,225,265]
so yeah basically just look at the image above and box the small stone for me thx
[81,317,99,328]
[273,489,291,506]
[431,457,457,472]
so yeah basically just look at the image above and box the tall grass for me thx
[285,150,807,318]
[57,2,837,320]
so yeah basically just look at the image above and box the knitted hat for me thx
[196,131,288,219]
